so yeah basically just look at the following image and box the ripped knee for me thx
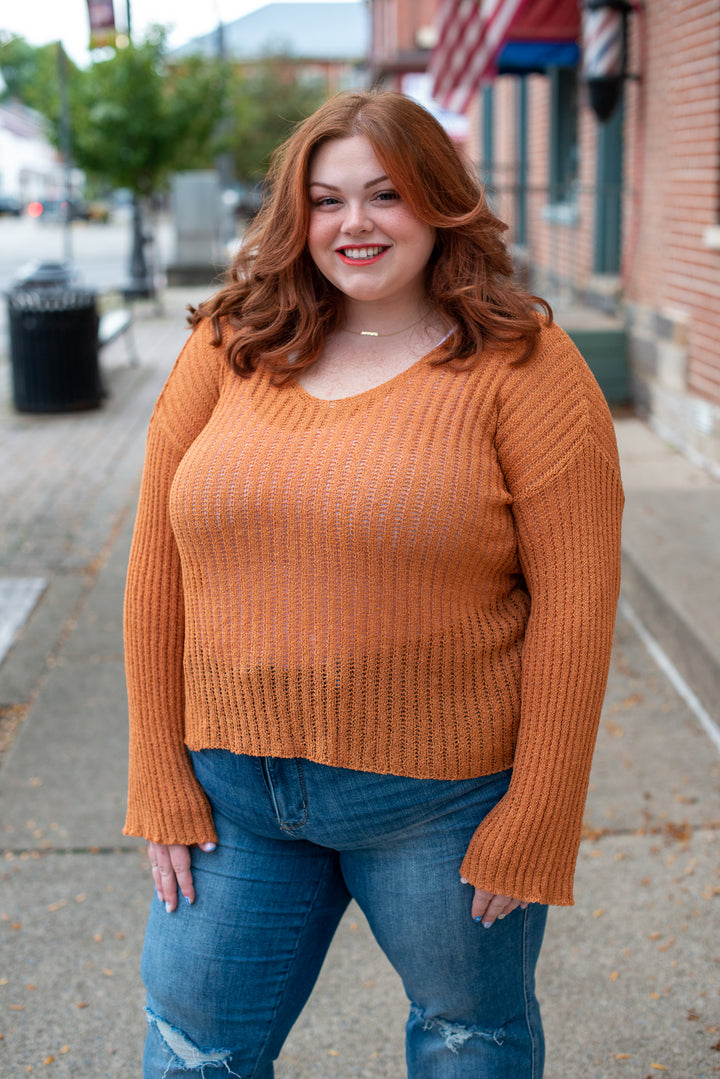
[409,1002,505,1053]
[145,1008,243,1076]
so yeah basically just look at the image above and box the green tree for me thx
[0,34,74,123]
[71,30,225,197]
[0,31,328,196]
[223,58,328,184]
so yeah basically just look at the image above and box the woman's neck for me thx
[339,298,430,339]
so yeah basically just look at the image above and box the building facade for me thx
[0,101,65,204]
[370,0,720,473]
[369,0,438,86]
[174,1,370,95]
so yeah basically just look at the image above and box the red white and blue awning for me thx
[430,0,581,114]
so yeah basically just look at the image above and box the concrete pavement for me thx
[1,291,719,1078]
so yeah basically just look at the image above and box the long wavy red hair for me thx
[191,90,551,378]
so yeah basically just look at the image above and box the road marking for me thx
[0,578,47,665]
[619,596,720,755]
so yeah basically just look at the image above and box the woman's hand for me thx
[461,878,529,928]
[147,840,216,912]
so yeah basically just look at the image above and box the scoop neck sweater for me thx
[123,317,624,906]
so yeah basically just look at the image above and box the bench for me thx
[98,307,138,366]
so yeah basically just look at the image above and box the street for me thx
[0,215,174,297]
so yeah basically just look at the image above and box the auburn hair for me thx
[190,90,551,379]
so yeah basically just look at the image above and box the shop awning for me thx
[500,0,580,73]
[430,0,580,113]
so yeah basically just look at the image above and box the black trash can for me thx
[12,259,77,290]
[7,287,102,412]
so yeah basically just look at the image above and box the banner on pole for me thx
[86,0,117,49]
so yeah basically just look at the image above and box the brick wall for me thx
[369,0,437,83]
[476,73,599,302]
[624,0,720,466]
[471,0,720,467]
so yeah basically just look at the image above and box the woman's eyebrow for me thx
[308,175,390,191]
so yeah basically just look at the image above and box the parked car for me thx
[0,195,22,217]
[27,199,92,222]
[86,200,111,223]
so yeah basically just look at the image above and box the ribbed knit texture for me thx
[123,318,624,905]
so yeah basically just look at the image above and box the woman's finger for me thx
[147,841,169,903]
[156,846,180,911]
[169,844,194,908]
[471,888,526,927]
[147,841,217,911]
[147,842,185,912]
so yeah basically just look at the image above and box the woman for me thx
[124,90,624,1078]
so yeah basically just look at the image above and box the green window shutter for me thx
[593,97,624,274]
[549,67,578,204]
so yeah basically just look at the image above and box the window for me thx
[548,67,578,208]
[480,83,494,191]
[515,77,528,245]
[593,99,623,274]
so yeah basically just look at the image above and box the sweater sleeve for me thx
[123,320,227,844]
[460,326,624,905]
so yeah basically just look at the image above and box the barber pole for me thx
[582,0,631,122]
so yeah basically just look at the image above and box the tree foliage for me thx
[0,31,329,196]
[223,58,327,182]
[70,30,225,196]
[0,34,69,124]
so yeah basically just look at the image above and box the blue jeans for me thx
[141,752,547,1078]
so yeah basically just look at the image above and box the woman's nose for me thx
[341,200,371,234]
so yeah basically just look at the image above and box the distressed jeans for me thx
[141,751,548,1078]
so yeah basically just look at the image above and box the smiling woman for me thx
[306,137,436,319]
[190,89,551,383]
[123,90,624,1079]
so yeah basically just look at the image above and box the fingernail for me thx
[202,843,216,852]
[474,915,483,923]
[483,921,493,929]
[184,895,191,906]
[460,877,470,884]
[165,901,172,913]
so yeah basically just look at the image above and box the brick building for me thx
[369,0,438,85]
[174,2,369,95]
[369,0,720,472]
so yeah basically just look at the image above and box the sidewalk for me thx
[1,293,719,1078]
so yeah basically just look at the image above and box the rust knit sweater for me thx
[123,317,624,906]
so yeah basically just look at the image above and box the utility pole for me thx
[215,16,237,251]
[56,43,74,264]
[123,0,154,300]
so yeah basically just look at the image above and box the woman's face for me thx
[307,135,436,311]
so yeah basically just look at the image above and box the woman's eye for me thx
[374,190,400,202]
[311,196,340,208]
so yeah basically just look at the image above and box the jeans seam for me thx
[521,906,540,1079]
[261,756,309,832]
[293,759,309,827]
[250,851,337,1075]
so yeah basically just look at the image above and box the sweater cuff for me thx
[459,796,579,906]
[123,752,218,847]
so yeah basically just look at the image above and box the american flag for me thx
[430,0,532,114]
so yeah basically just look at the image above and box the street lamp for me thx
[582,0,633,123]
